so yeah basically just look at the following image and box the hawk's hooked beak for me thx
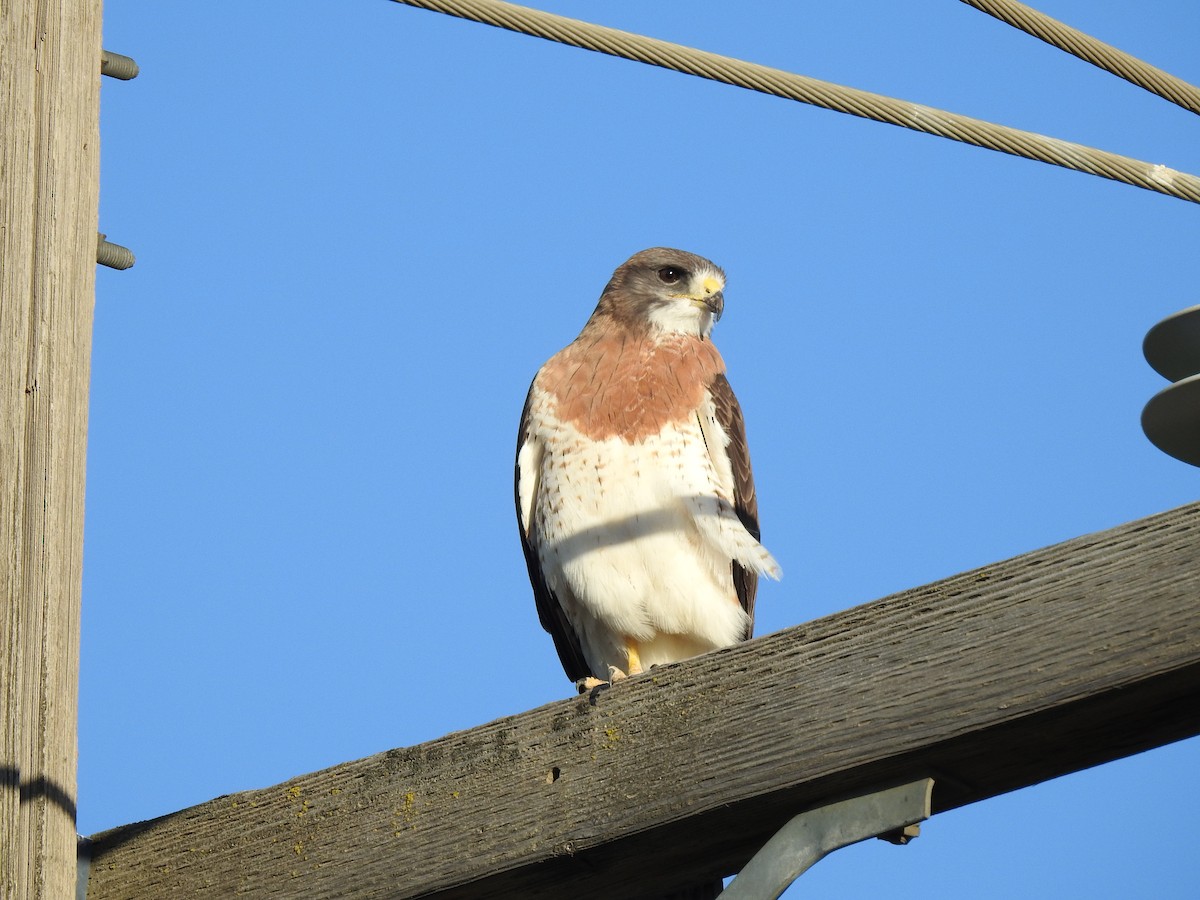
[690,275,724,321]
[702,291,724,321]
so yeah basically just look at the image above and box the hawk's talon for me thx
[576,676,608,694]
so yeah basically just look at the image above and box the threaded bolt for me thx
[97,234,135,270]
[101,51,139,80]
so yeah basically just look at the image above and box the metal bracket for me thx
[720,777,934,899]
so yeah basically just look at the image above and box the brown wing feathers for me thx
[515,385,590,682]
[709,373,761,636]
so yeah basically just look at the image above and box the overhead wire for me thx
[388,0,1200,206]
[958,0,1200,116]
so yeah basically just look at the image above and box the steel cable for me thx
[959,0,1200,116]
[389,0,1200,206]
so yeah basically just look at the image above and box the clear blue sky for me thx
[87,1,1198,896]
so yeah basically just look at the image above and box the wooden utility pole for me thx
[1,2,104,897]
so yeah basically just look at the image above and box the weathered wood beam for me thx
[86,502,1200,899]
[2,2,103,898]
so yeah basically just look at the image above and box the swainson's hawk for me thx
[516,248,780,689]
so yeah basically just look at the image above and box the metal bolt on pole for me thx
[96,234,135,270]
[100,50,138,80]
[98,50,138,270]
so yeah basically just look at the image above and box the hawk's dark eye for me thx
[657,266,686,285]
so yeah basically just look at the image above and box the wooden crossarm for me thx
[86,501,1200,899]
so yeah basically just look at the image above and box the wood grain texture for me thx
[1,2,102,897]
[87,502,1200,899]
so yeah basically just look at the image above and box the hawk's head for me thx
[595,247,726,338]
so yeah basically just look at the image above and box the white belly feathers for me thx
[518,384,778,671]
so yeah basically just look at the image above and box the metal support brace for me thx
[720,778,934,899]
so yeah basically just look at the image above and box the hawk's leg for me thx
[576,640,645,693]
[625,640,644,676]
[573,638,648,696]
[605,640,644,683]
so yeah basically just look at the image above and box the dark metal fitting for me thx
[1142,305,1200,467]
